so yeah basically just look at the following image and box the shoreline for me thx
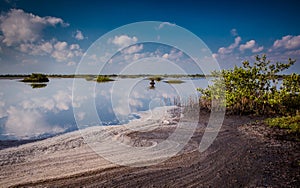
[0,107,299,187]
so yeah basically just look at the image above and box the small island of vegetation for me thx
[148,76,163,81]
[21,73,49,82]
[96,75,114,82]
[163,80,185,84]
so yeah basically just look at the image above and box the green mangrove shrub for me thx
[198,55,299,115]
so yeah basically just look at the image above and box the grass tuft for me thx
[264,114,300,133]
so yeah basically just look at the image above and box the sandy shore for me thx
[0,107,299,187]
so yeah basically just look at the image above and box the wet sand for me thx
[0,107,299,187]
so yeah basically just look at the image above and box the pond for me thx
[0,77,209,140]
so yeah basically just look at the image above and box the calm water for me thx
[0,77,209,140]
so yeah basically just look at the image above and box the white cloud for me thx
[19,44,31,53]
[158,22,176,29]
[1,89,76,139]
[239,40,256,51]
[89,54,98,61]
[122,44,143,54]
[252,46,264,53]
[19,41,53,55]
[230,28,238,36]
[76,112,86,121]
[218,36,241,54]
[75,30,84,40]
[112,35,138,48]
[285,49,300,56]
[39,42,53,53]
[67,61,76,66]
[54,41,67,51]
[42,99,55,111]
[160,49,183,62]
[53,90,72,111]
[51,50,68,62]
[129,98,143,108]
[272,35,300,50]
[20,90,72,112]
[213,31,300,71]
[0,9,81,64]
[70,44,80,50]
[0,100,6,118]
[21,98,52,111]
[114,106,130,116]
[122,52,146,62]
[162,53,169,59]
[212,53,218,59]
[216,31,263,56]
[5,106,65,139]
[132,53,146,61]
[112,47,185,66]
[0,9,68,46]
[18,40,82,62]
[51,41,82,62]
[44,17,67,26]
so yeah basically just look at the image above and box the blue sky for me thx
[0,0,299,74]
